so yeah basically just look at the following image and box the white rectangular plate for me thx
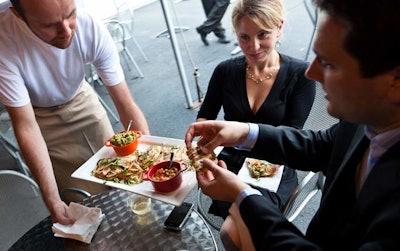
[237,158,284,192]
[71,135,196,207]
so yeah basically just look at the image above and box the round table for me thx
[9,189,218,251]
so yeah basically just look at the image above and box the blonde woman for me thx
[197,0,316,237]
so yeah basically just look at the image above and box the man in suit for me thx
[196,0,231,46]
[185,0,400,250]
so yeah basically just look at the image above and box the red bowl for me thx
[105,130,142,156]
[142,161,188,193]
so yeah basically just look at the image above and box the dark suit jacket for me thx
[240,121,400,250]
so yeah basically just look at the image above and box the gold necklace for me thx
[246,64,279,85]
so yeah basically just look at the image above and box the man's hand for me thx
[185,120,249,154]
[196,159,250,202]
[50,200,75,225]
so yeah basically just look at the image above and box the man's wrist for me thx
[234,123,259,151]
[235,187,262,206]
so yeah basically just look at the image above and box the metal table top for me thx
[10,189,218,251]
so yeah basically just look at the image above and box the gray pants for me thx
[197,0,230,36]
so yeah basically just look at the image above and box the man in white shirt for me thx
[0,0,150,225]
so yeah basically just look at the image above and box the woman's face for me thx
[236,16,282,64]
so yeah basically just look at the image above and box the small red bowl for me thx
[142,161,188,193]
[105,130,142,156]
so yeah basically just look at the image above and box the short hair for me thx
[231,0,284,32]
[314,0,400,78]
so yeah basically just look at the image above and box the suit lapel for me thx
[322,126,367,202]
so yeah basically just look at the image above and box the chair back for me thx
[104,19,126,52]
[60,187,91,205]
[112,0,149,63]
[283,171,325,222]
[303,0,319,61]
[0,170,49,250]
[283,83,336,222]
[104,19,145,78]
[114,1,135,35]
[197,188,224,231]
[303,83,338,131]
[0,105,32,176]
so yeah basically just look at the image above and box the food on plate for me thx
[93,155,143,184]
[246,158,278,179]
[137,145,190,170]
[143,161,188,193]
[110,131,137,146]
[93,144,191,185]
[186,146,216,173]
[105,130,142,156]
[151,166,180,181]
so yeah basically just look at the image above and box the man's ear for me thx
[10,6,23,20]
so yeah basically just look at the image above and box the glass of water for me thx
[127,193,152,216]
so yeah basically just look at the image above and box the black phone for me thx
[164,202,194,231]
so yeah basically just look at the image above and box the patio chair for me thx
[84,64,120,124]
[104,19,145,78]
[113,0,149,63]
[197,188,225,231]
[283,171,325,221]
[0,104,31,177]
[196,171,325,230]
[0,170,49,251]
[60,187,91,205]
[303,0,319,61]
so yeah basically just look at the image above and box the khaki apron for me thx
[34,81,114,195]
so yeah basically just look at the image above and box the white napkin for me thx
[52,202,104,244]
[237,158,284,192]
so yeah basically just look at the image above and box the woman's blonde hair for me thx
[232,0,284,32]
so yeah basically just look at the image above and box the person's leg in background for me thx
[197,0,231,45]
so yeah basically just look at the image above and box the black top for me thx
[197,54,316,128]
[197,54,316,218]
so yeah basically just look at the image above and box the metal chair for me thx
[60,187,91,205]
[197,188,224,231]
[84,64,120,124]
[0,104,31,177]
[0,170,50,251]
[196,171,325,230]
[283,171,325,221]
[303,0,319,61]
[105,19,145,78]
[113,1,149,63]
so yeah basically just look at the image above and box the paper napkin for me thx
[52,202,104,244]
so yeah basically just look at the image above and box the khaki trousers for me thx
[34,81,114,195]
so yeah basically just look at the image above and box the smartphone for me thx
[164,202,194,231]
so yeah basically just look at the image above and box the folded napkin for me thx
[52,202,104,244]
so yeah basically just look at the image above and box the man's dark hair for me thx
[314,0,400,78]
